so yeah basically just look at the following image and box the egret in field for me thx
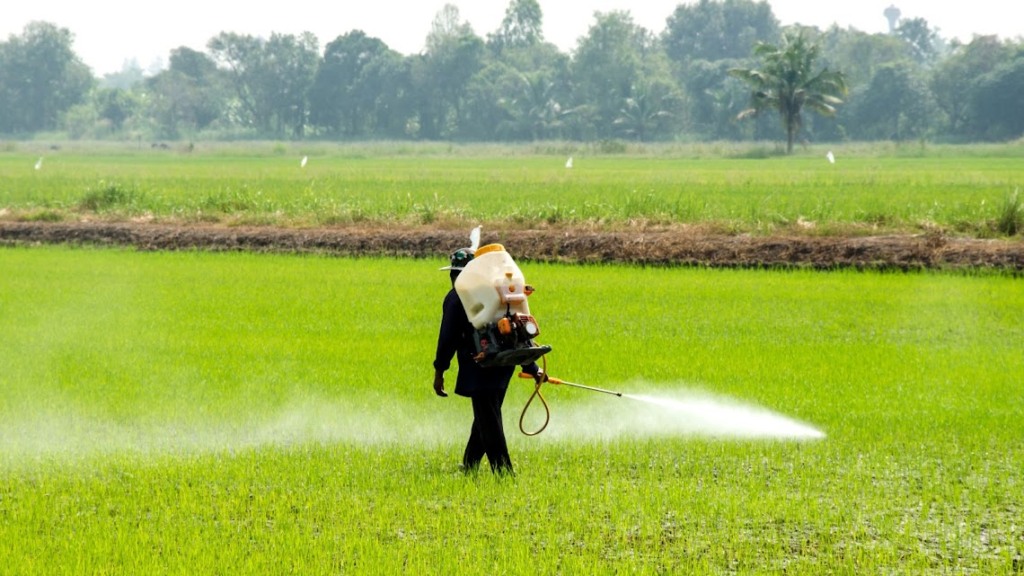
[565,156,573,168]
[300,155,308,168]
[826,151,835,164]
[34,157,43,170]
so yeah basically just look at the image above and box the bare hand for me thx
[433,373,448,397]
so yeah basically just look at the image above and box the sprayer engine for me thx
[472,311,551,367]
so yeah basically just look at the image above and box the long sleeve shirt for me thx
[434,287,538,397]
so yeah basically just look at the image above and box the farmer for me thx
[433,247,544,475]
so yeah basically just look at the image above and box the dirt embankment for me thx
[1,221,1022,271]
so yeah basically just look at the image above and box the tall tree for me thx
[207,31,319,137]
[850,61,936,141]
[475,32,572,141]
[460,61,519,140]
[896,17,941,66]
[309,31,401,137]
[145,47,226,138]
[412,5,485,139]
[968,54,1024,140]
[662,0,780,141]
[169,47,219,81]
[662,0,780,64]
[0,21,93,133]
[929,35,1012,136]
[571,11,659,139]
[682,58,770,140]
[820,27,912,89]
[488,0,544,54]
[466,64,570,141]
[264,32,319,137]
[94,87,138,132]
[612,79,681,141]
[730,31,848,153]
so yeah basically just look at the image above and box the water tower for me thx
[884,5,902,34]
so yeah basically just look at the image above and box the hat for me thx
[440,248,474,271]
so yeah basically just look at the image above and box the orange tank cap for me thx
[473,243,505,257]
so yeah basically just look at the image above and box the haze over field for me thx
[2,0,1020,75]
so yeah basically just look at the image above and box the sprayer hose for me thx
[518,357,550,436]
[519,380,550,436]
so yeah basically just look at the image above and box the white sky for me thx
[2,1,1021,76]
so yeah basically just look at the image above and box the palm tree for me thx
[613,81,678,141]
[729,31,848,154]
[499,70,572,140]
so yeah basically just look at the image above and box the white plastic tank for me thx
[455,244,532,329]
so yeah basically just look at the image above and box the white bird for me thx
[565,156,573,168]
[300,155,308,168]
[34,157,43,170]
[469,225,481,252]
[826,151,835,164]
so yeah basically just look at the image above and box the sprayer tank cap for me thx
[473,243,505,257]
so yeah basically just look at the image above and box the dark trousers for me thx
[463,385,513,474]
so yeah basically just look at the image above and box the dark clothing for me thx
[434,286,538,474]
[464,386,512,473]
[433,288,517,397]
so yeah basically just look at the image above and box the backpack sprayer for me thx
[454,242,551,368]
[453,232,622,436]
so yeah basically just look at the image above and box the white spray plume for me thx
[0,394,459,465]
[0,385,823,467]
[523,385,825,442]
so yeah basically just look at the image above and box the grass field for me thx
[2,246,1022,573]
[2,141,1023,236]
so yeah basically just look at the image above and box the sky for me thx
[2,0,1021,76]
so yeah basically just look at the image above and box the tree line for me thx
[1,0,1022,146]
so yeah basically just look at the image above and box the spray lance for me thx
[516,365,623,436]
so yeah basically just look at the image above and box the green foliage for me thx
[9,8,1024,144]
[969,55,1024,140]
[849,61,937,141]
[488,0,544,53]
[662,0,781,63]
[571,11,661,140]
[996,189,1022,236]
[309,31,403,137]
[19,209,64,222]
[0,22,94,133]
[78,181,143,212]
[929,36,1014,136]
[145,48,226,139]
[1,248,1022,573]
[206,31,319,138]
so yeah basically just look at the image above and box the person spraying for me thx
[432,229,546,475]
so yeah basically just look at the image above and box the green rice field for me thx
[1,246,1022,573]
[2,142,1023,235]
